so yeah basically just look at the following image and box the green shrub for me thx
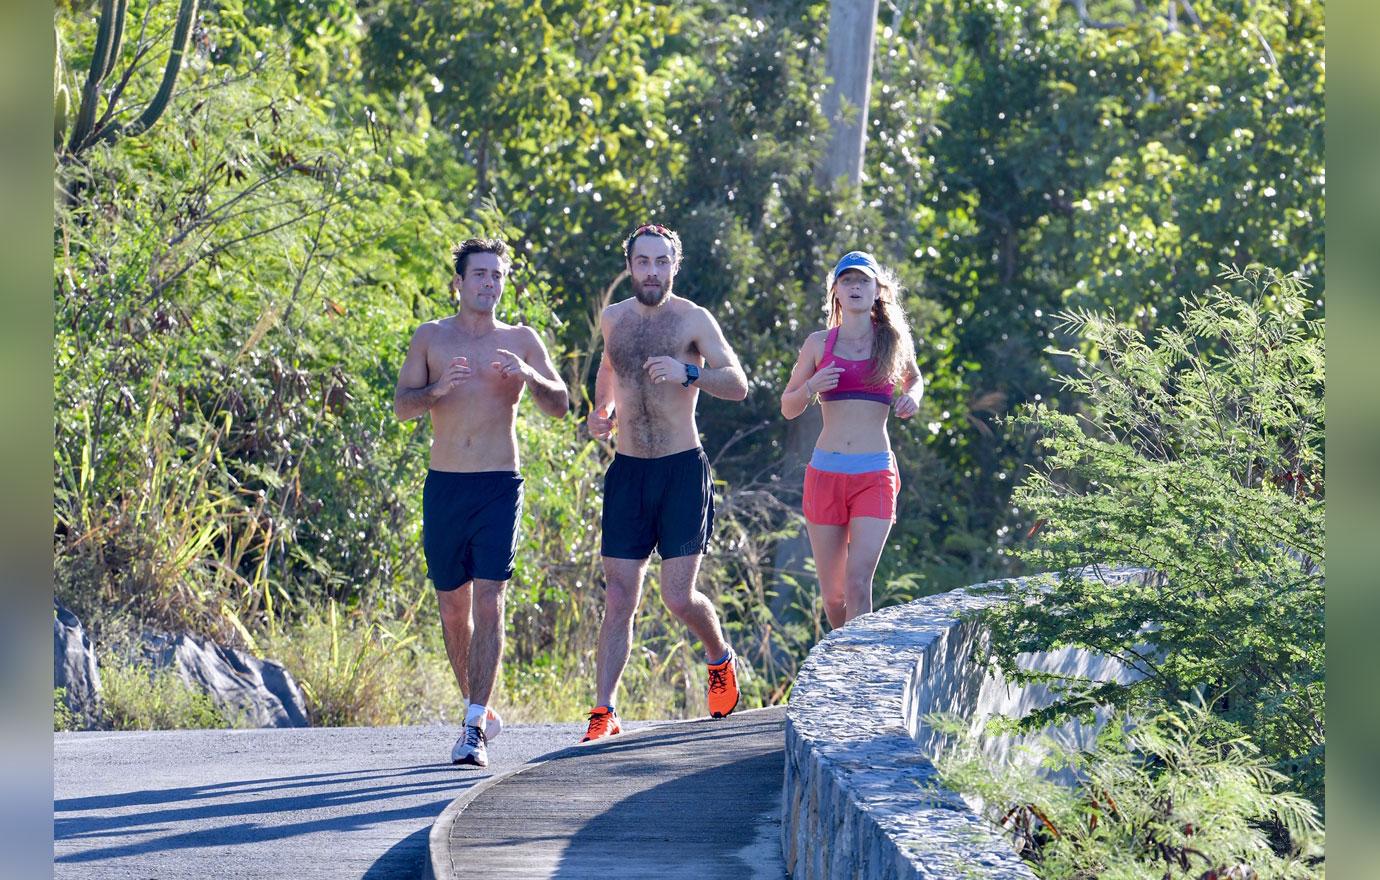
[930,701,1324,879]
[99,662,229,730]
[984,266,1324,802]
[53,688,77,732]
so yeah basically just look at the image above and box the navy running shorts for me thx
[601,447,715,560]
[423,470,524,590]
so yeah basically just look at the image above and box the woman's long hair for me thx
[827,264,915,387]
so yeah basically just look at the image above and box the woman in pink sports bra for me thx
[780,251,924,626]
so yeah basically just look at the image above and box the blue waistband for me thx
[809,449,894,475]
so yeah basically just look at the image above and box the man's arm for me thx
[588,308,617,438]
[642,309,748,400]
[688,307,748,400]
[495,326,569,418]
[394,325,470,421]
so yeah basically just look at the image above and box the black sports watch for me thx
[681,363,700,387]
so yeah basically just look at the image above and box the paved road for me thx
[434,706,788,879]
[53,721,652,879]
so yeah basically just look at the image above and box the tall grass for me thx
[54,387,288,642]
[264,598,439,727]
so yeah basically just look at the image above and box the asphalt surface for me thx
[53,721,651,879]
[433,706,788,880]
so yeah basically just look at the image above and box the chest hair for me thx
[607,310,686,383]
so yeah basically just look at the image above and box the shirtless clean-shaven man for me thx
[394,238,569,767]
[581,223,749,743]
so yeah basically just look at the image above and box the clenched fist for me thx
[435,356,472,396]
[643,356,688,386]
[802,364,844,396]
[491,348,533,381]
[588,403,616,439]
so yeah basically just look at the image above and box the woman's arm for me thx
[781,332,838,420]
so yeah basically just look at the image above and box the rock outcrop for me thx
[54,600,102,725]
[142,632,309,728]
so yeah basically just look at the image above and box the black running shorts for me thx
[422,470,524,590]
[601,447,715,560]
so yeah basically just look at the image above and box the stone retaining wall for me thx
[781,568,1149,879]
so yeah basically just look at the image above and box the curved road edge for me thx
[427,708,786,880]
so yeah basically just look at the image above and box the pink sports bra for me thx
[817,326,895,405]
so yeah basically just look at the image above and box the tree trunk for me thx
[816,0,880,191]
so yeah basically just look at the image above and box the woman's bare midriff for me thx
[815,398,892,454]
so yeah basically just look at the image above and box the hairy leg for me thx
[659,554,728,661]
[436,582,473,699]
[596,556,649,708]
[467,578,507,707]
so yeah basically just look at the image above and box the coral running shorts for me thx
[802,449,899,525]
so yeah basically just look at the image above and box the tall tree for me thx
[818,0,881,189]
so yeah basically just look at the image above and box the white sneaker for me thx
[463,701,503,741]
[450,724,487,767]
[483,706,503,741]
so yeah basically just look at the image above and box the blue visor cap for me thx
[829,251,880,287]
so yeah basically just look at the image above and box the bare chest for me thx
[426,329,525,400]
[607,311,696,380]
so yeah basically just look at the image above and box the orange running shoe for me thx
[581,706,622,742]
[706,652,740,718]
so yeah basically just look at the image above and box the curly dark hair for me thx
[451,237,511,277]
[622,223,682,266]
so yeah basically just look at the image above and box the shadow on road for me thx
[552,750,785,878]
[54,764,445,813]
[439,712,787,878]
[54,764,468,865]
[361,825,431,880]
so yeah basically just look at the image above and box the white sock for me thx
[465,702,488,729]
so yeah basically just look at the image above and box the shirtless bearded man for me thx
[394,238,569,767]
[581,223,749,742]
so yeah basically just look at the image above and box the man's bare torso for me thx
[605,298,703,457]
[424,318,530,471]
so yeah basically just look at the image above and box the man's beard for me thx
[635,281,668,306]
